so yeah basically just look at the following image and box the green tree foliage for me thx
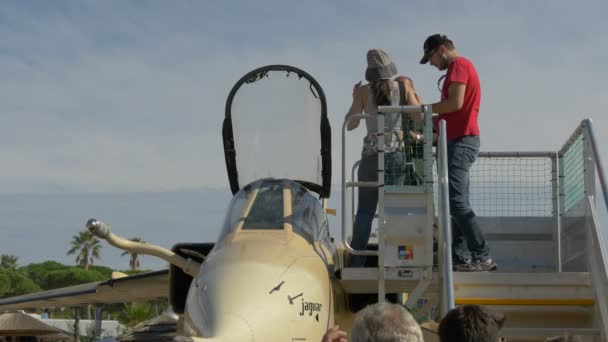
[67,230,102,270]
[88,265,114,279]
[20,261,70,290]
[118,302,155,327]
[0,254,19,269]
[0,269,41,298]
[121,237,144,271]
[45,268,106,290]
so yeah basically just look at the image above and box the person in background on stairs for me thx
[419,34,496,272]
[345,48,422,268]
[438,305,506,342]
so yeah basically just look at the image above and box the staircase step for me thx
[455,298,595,306]
[454,272,593,300]
[502,327,600,340]
[454,272,590,286]
[338,267,437,294]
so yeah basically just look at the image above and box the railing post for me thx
[582,121,597,201]
[342,114,378,257]
[341,114,349,252]
[352,161,361,224]
[551,153,562,272]
[582,121,597,270]
[377,112,386,303]
[438,119,455,316]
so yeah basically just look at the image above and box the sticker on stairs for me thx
[398,245,414,261]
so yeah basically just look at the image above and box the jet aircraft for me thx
[87,65,358,341]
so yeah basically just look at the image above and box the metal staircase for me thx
[339,110,608,341]
[339,105,441,311]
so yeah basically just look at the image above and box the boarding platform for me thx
[339,106,608,341]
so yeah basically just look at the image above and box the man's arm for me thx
[430,82,466,114]
[345,83,366,131]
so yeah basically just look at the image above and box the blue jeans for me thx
[447,136,490,264]
[349,152,405,267]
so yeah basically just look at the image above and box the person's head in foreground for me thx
[351,302,423,342]
[438,305,506,342]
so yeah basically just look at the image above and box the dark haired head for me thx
[438,305,506,342]
[420,34,455,64]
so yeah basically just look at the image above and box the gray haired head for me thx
[351,303,423,342]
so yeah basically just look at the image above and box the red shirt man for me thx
[439,56,481,141]
[420,34,495,272]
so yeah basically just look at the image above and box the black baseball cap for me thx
[419,34,450,64]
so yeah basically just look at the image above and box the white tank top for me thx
[361,80,405,156]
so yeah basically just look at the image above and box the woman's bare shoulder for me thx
[395,76,415,87]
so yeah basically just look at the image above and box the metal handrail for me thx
[341,105,431,256]
[342,113,378,256]
[582,120,608,329]
[561,118,608,335]
[559,123,584,157]
[351,160,361,225]
[478,151,555,158]
[586,196,608,331]
[583,119,608,212]
[560,119,608,264]
[437,120,455,316]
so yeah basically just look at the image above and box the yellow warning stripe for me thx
[455,298,595,306]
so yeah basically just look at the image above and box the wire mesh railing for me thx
[383,114,427,191]
[560,134,586,212]
[471,154,554,217]
[431,152,555,217]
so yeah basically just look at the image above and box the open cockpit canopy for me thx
[218,179,329,243]
[223,65,331,198]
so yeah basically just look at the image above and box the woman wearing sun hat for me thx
[345,48,422,268]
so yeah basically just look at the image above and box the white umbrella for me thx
[0,311,63,340]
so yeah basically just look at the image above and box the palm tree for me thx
[118,302,154,327]
[0,254,18,270]
[67,230,102,270]
[121,237,144,271]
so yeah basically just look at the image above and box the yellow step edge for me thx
[455,298,595,306]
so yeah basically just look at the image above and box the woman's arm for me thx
[345,83,366,131]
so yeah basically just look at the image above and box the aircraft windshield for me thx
[223,65,331,197]
[217,179,328,243]
[242,180,284,230]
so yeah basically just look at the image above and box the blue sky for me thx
[0,1,607,269]
[1,0,606,192]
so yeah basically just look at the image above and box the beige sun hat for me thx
[365,48,398,82]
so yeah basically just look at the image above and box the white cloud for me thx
[0,1,606,194]
[1,0,607,270]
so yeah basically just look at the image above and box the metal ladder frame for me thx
[341,105,455,313]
